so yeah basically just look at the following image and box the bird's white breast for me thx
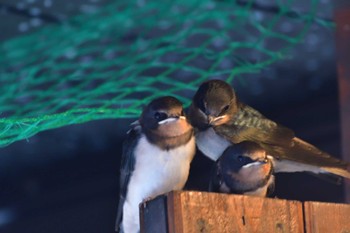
[122,135,196,233]
[196,127,231,161]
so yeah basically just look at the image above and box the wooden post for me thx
[335,5,350,203]
[304,201,350,233]
[141,191,304,233]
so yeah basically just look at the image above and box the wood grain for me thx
[167,191,304,233]
[304,201,350,233]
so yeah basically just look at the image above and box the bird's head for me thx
[218,142,273,192]
[188,80,238,129]
[215,141,274,196]
[140,96,193,149]
[220,142,270,173]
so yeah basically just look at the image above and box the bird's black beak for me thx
[158,116,185,125]
[207,116,215,125]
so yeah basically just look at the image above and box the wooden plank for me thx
[170,191,304,233]
[304,201,350,233]
[167,191,184,233]
[335,5,350,203]
[141,191,304,233]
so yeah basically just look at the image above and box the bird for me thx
[210,141,275,197]
[115,96,196,233]
[188,79,350,181]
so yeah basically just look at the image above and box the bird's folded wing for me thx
[115,124,141,232]
[217,103,295,146]
[268,138,350,178]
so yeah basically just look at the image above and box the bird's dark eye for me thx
[219,104,230,115]
[154,112,168,121]
[237,155,244,163]
[180,109,185,116]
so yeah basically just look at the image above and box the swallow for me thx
[188,79,350,181]
[115,96,196,233]
[210,141,275,197]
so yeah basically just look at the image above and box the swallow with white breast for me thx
[115,96,196,233]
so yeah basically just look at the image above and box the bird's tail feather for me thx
[322,166,350,179]
[269,137,349,169]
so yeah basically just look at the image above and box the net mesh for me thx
[0,0,332,147]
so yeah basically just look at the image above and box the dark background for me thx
[0,0,347,232]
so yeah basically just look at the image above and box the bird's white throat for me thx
[196,127,231,161]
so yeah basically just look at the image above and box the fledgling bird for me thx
[188,79,350,181]
[210,142,275,197]
[115,96,196,233]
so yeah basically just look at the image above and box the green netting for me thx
[0,0,332,147]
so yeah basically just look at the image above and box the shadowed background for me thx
[0,0,347,232]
